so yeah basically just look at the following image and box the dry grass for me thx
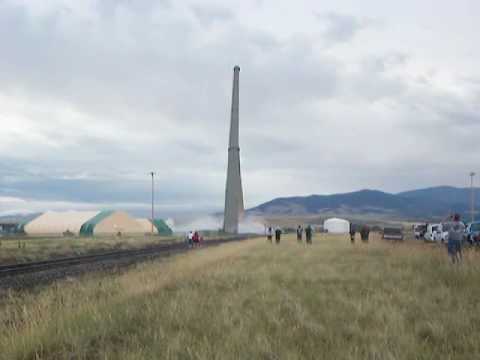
[0,234,236,265]
[1,233,480,359]
[0,235,180,265]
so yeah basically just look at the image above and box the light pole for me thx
[470,172,476,223]
[150,171,155,235]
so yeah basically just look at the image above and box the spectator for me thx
[296,225,303,242]
[360,225,370,243]
[267,227,273,243]
[349,224,356,244]
[275,227,282,244]
[187,231,194,247]
[193,231,199,247]
[446,214,465,264]
[305,225,313,244]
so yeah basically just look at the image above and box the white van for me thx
[424,224,442,242]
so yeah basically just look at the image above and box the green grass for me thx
[1,234,480,359]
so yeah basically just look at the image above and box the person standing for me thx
[360,225,370,243]
[275,227,282,244]
[267,227,273,243]
[187,231,194,247]
[349,224,356,244]
[193,231,199,247]
[296,225,303,242]
[446,214,465,264]
[305,225,313,244]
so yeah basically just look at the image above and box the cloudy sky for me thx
[0,0,479,216]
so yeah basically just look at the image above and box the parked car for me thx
[465,222,480,245]
[413,224,427,239]
[383,226,404,240]
[424,223,442,242]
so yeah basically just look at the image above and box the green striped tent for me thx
[15,213,43,234]
[152,219,173,236]
[79,210,114,236]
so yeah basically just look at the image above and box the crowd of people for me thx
[265,223,374,245]
[185,216,465,266]
[265,225,314,244]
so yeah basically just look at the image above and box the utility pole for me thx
[470,172,476,223]
[150,171,155,235]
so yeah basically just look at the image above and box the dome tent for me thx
[80,211,114,236]
[20,210,150,237]
[24,211,100,236]
[323,218,350,234]
[136,218,157,234]
[135,218,173,236]
[152,219,173,236]
[15,213,43,234]
[79,211,144,236]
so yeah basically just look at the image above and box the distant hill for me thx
[248,187,479,221]
[398,186,472,205]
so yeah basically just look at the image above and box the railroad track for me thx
[0,235,253,279]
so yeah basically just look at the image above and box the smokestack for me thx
[223,65,244,234]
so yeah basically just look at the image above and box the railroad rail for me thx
[0,235,253,278]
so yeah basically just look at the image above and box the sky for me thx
[0,0,479,217]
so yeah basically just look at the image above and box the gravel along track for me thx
[0,235,254,294]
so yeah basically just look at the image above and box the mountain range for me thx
[248,186,479,221]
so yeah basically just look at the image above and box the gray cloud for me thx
[0,0,479,216]
[191,4,234,27]
[316,12,377,43]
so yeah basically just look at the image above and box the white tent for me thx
[86,211,144,236]
[24,211,100,236]
[136,218,158,234]
[323,218,350,234]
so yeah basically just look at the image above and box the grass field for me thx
[1,233,480,359]
[0,233,237,265]
[0,235,178,265]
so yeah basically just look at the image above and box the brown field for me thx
[1,233,480,359]
[0,233,238,265]
[0,234,176,265]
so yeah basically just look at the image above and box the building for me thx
[23,211,99,236]
[323,218,350,234]
[19,210,155,237]
[136,218,174,236]
[152,219,173,236]
[137,218,156,234]
[79,211,144,236]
